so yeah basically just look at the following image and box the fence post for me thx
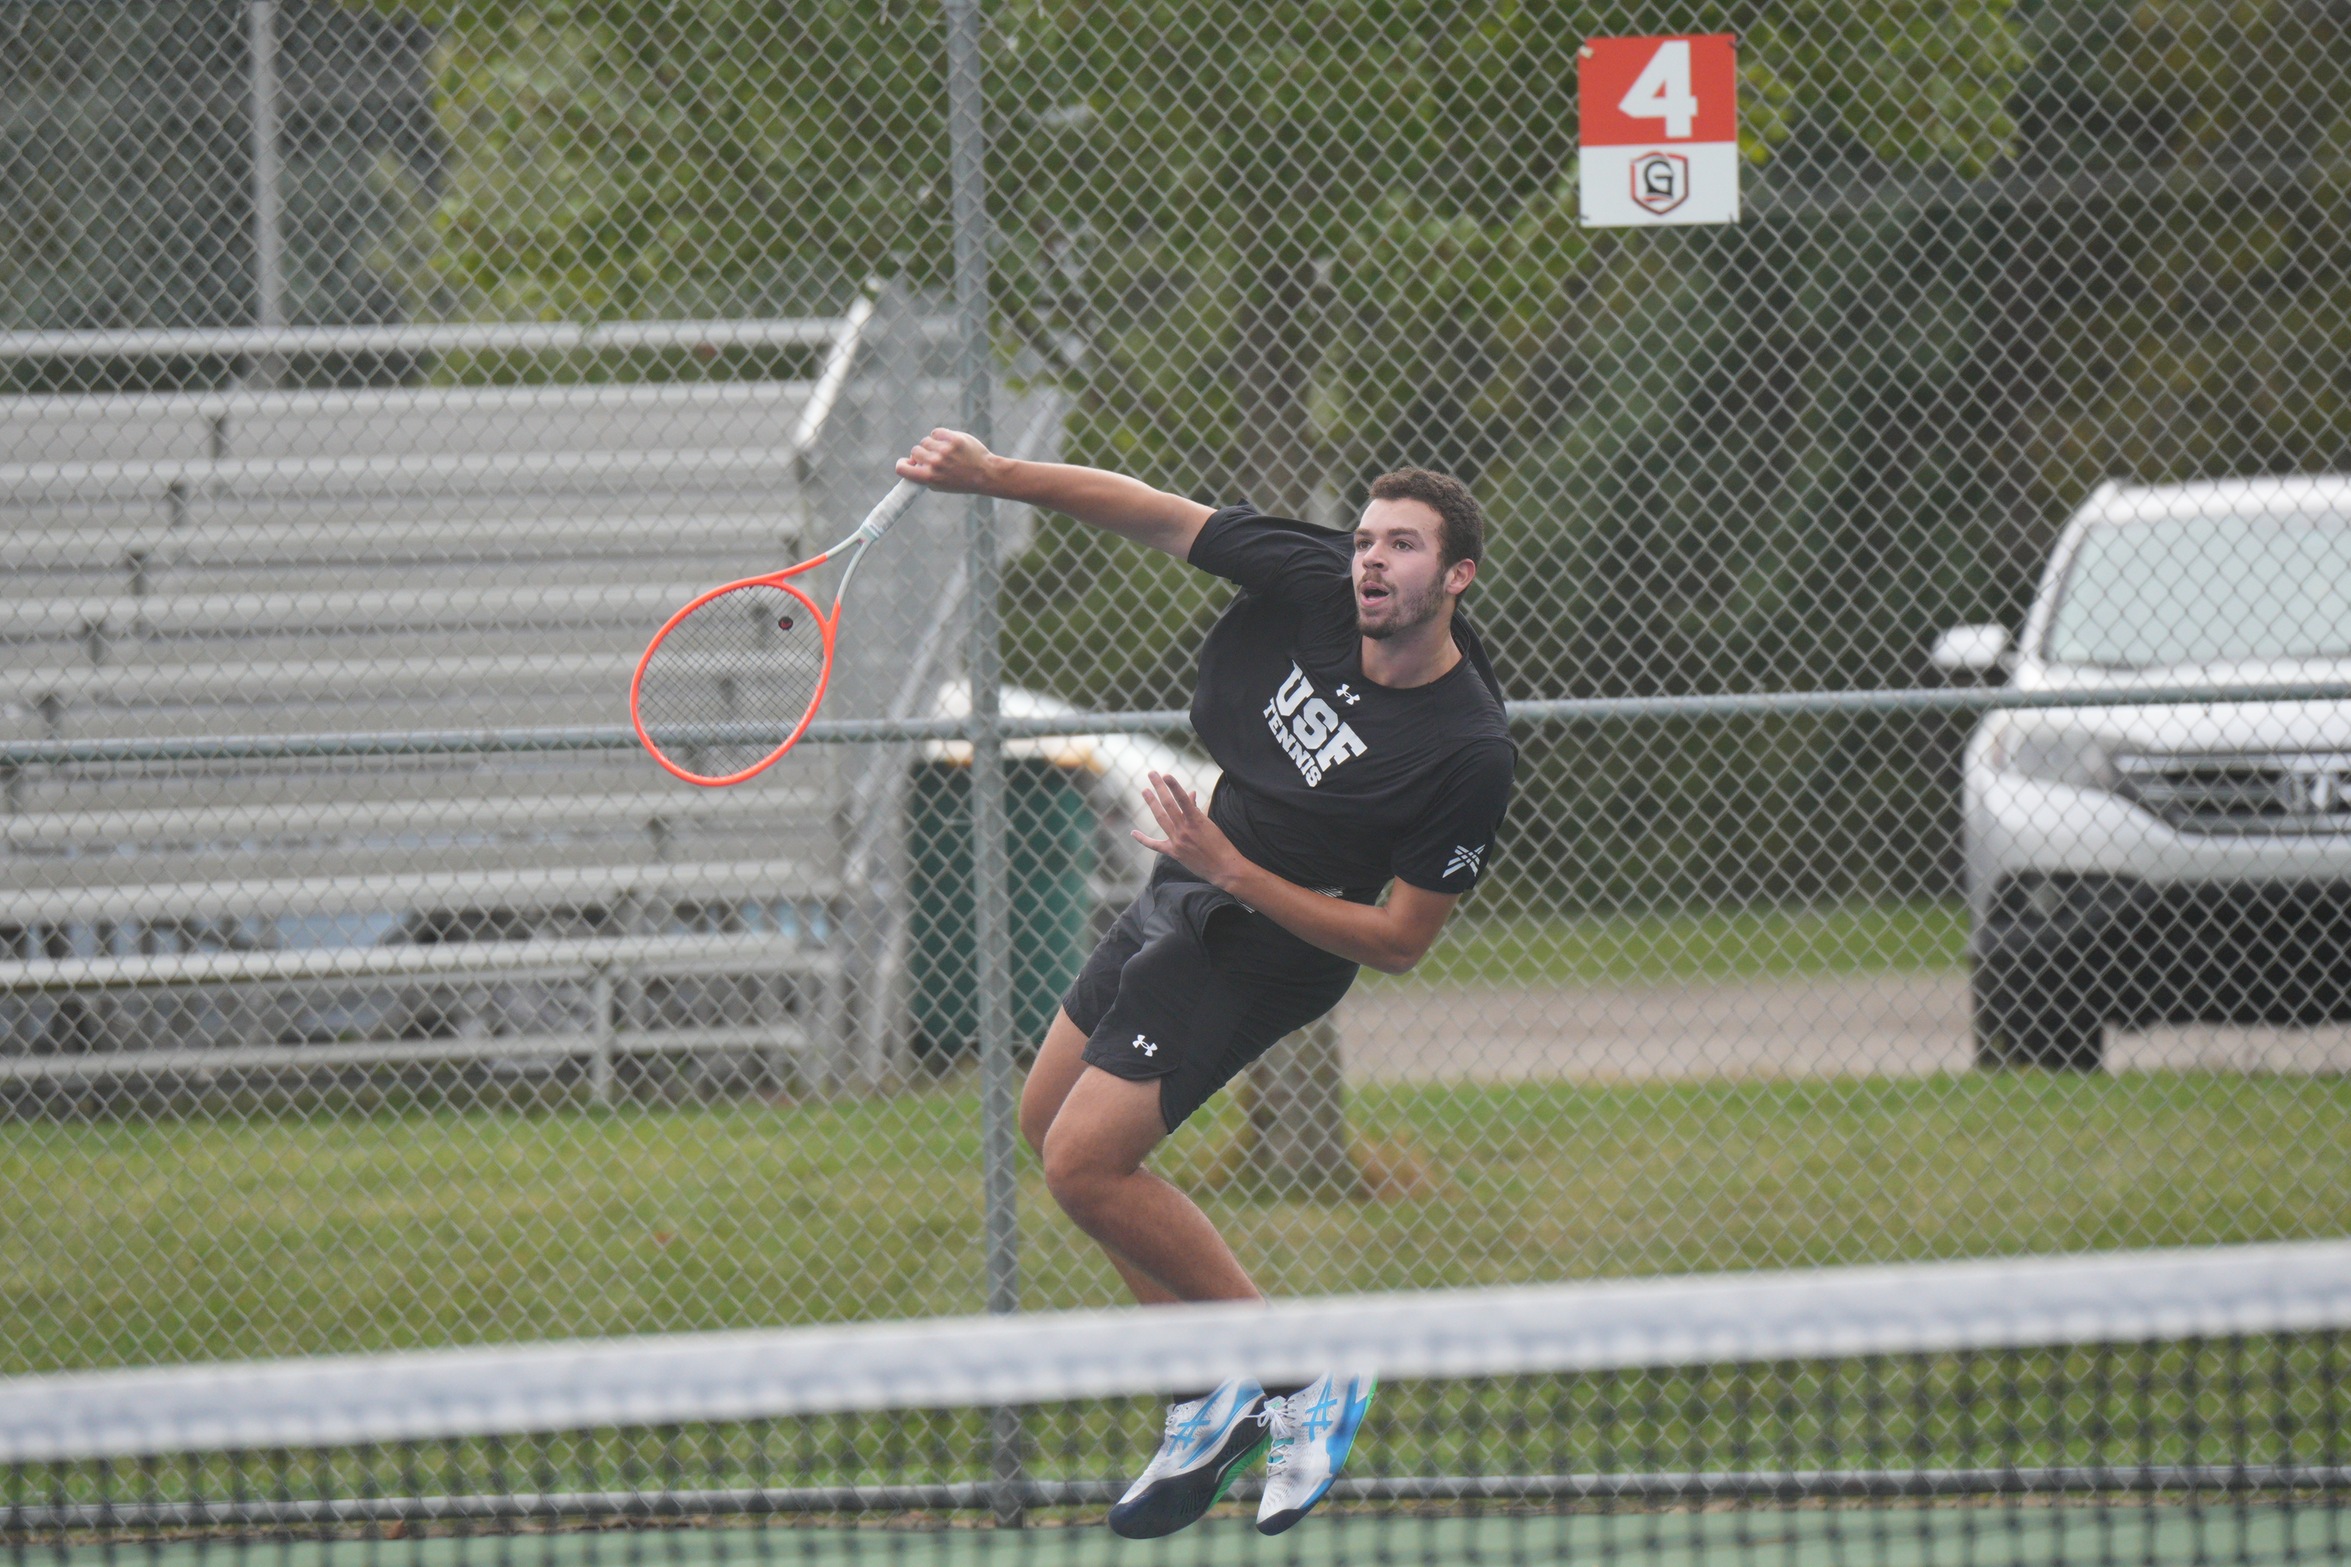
[944,0,1025,1526]
[588,968,615,1109]
[245,0,285,387]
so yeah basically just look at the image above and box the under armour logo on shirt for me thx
[1335,683,1360,705]
[1443,843,1485,880]
[1132,1034,1158,1057]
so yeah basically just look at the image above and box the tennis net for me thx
[6,1242,2348,1566]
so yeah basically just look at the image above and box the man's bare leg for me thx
[1025,1010,1260,1306]
[1022,1010,1201,1304]
[1040,1065,1261,1303]
[1024,1013,1180,1303]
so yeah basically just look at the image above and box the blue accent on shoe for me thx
[1106,1378,1269,1539]
[1255,1374,1374,1536]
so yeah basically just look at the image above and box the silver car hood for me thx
[2004,658,2351,753]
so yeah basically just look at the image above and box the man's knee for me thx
[1038,1081,1159,1216]
[1039,1119,1110,1215]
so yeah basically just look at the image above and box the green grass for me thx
[1401,902,1970,986]
[5,1070,2347,1375]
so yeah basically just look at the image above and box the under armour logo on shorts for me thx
[1132,1034,1158,1057]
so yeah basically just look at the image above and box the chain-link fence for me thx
[3,0,2347,1376]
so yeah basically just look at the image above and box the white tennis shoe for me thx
[1105,1376,1269,1538]
[1255,1372,1375,1535]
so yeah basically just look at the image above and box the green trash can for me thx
[906,754,1098,1063]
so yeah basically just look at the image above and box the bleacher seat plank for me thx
[0,859,834,929]
[0,447,809,508]
[0,580,712,642]
[3,789,819,852]
[3,513,800,574]
[0,380,818,466]
[0,932,830,991]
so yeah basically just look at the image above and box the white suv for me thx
[1935,476,2351,1070]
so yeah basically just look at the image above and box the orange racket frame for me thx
[630,479,924,787]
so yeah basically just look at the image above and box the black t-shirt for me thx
[1185,504,1516,903]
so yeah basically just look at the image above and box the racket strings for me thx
[636,582,827,778]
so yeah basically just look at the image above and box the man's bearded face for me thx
[1353,499,1456,640]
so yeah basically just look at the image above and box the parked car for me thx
[1934,476,2351,1069]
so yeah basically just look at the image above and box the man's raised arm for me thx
[896,428,1213,560]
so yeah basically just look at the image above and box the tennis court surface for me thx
[9,1242,2347,1567]
[29,1506,2343,1567]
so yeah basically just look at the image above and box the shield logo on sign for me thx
[1630,151,1689,215]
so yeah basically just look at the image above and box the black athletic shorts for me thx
[1061,860,1359,1133]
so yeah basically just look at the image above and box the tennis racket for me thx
[631,478,926,787]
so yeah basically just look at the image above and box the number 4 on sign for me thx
[1577,33,1739,227]
[1619,39,1699,140]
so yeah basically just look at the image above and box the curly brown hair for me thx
[1366,467,1486,569]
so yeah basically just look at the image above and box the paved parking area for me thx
[1339,974,2351,1082]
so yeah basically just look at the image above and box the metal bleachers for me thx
[0,306,954,1107]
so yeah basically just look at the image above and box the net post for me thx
[945,0,1026,1528]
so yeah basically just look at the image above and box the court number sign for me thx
[1579,34,1739,227]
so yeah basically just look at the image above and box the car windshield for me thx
[2042,511,2351,668]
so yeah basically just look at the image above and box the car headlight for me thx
[1987,719,2120,792]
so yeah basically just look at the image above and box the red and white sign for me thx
[1579,34,1739,227]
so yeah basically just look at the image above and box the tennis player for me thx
[896,430,1516,1537]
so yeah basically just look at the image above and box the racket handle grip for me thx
[852,479,926,546]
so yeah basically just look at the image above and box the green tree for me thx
[2006,0,2351,499]
[1,0,433,391]
[990,0,2028,709]
[370,0,954,339]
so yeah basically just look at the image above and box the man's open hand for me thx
[1132,771,1244,888]
[896,428,999,494]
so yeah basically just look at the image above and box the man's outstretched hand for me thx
[1132,771,1245,889]
[897,436,1211,558]
[896,428,1000,494]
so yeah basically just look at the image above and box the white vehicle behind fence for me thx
[1935,476,2351,1070]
